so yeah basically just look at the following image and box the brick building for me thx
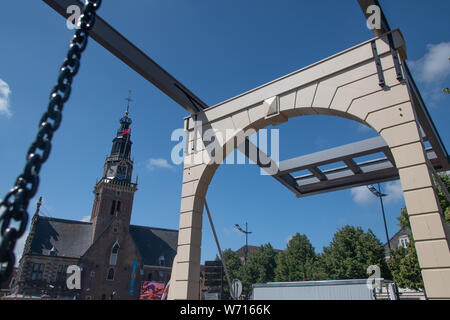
[13,107,178,300]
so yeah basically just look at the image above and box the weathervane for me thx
[125,90,133,115]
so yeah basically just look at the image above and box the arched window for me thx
[109,242,120,266]
[110,200,116,215]
[107,268,115,281]
[113,142,120,154]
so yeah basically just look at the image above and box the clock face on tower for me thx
[107,165,117,179]
[105,160,130,181]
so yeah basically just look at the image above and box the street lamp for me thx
[367,183,392,254]
[234,223,252,263]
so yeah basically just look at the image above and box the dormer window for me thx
[399,236,409,248]
[49,246,57,256]
[109,242,120,266]
[158,255,165,267]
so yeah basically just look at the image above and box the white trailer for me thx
[252,279,378,300]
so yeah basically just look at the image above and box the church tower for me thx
[90,101,138,242]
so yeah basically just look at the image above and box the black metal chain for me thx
[0,0,102,283]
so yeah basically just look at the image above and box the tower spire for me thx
[34,196,43,217]
[125,90,132,116]
[102,93,135,182]
[91,94,138,242]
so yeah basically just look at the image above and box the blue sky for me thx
[1,1,449,264]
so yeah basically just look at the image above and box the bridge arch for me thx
[168,30,450,299]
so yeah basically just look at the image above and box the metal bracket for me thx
[371,40,386,88]
[387,33,404,81]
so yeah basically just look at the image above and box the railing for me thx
[98,177,137,188]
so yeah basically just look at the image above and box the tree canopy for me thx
[387,237,424,290]
[274,233,318,282]
[435,173,450,223]
[211,172,450,298]
[319,225,390,280]
[239,244,278,298]
[216,249,242,300]
[388,173,449,290]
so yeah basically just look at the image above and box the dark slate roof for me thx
[235,245,282,259]
[28,216,179,264]
[29,216,93,258]
[129,225,178,266]
[235,245,260,258]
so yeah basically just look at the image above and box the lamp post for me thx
[234,223,252,263]
[367,184,392,254]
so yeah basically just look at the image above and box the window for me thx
[158,255,165,267]
[147,273,153,281]
[56,265,68,282]
[109,242,120,265]
[107,268,115,280]
[116,201,121,213]
[113,142,120,154]
[399,236,409,248]
[117,166,126,176]
[31,263,45,280]
[110,200,116,215]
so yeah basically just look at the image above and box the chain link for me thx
[0,0,102,283]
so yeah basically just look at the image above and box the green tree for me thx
[387,208,424,290]
[320,225,390,280]
[435,173,450,223]
[274,233,319,282]
[397,207,411,230]
[215,249,242,300]
[387,238,424,290]
[387,173,449,290]
[239,243,278,298]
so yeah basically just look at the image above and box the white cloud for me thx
[286,234,294,244]
[384,180,404,204]
[409,42,450,105]
[223,226,241,237]
[81,215,91,222]
[351,181,404,206]
[146,158,175,171]
[351,186,377,205]
[410,42,450,84]
[0,78,12,117]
